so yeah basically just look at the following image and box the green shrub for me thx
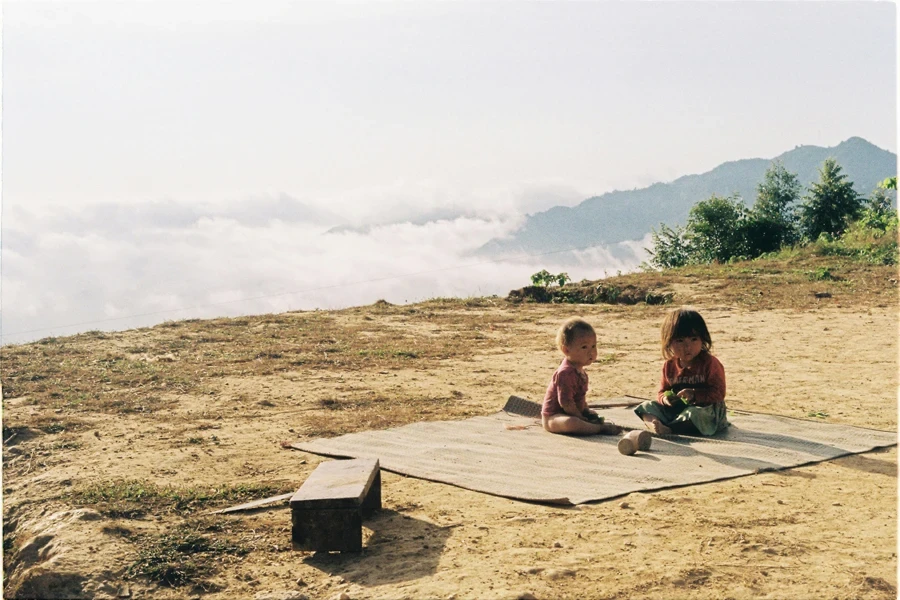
[530,270,571,287]
[806,267,836,281]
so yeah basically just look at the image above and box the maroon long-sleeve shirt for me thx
[657,351,726,407]
[542,358,589,417]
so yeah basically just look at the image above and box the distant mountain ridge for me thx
[474,137,896,257]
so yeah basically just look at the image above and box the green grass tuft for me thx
[126,526,247,587]
[68,479,293,518]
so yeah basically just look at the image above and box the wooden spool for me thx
[618,430,652,455]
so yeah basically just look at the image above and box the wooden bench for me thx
[290,458,381,552]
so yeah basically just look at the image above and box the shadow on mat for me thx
[302,509,451,585]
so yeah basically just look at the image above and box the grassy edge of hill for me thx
[509,241,898,311]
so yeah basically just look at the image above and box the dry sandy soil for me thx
[2,270,898,599]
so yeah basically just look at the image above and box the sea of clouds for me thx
[1,184,649,345]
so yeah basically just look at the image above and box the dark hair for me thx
[556,317,595,352]
[660,307,712,359]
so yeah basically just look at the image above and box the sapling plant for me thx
[530,270,571,288]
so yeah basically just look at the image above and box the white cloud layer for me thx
[1,197,648,345]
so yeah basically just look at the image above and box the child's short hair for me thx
[556,317,595,352]
[660,307,712,359]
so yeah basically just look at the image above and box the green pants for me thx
[634,399,729,436]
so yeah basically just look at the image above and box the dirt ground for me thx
[2,299,897,600]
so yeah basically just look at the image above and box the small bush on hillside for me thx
[806,267,836,281]
[811,221,899,266]
[530,270,571,287]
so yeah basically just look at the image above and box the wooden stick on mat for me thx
[589,394,649,409]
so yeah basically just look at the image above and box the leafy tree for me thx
[881,176,897,190]
[799,158,862,240]
[684,194,749,263]
[750,160,801,249]
[646,194,762,268]
[647,194,762,267]
[740,212,788,257]
[646,223,690,269]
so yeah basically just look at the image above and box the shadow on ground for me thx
[834,449,897,477]
[302,510,452,586]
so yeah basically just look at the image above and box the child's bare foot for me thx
[596,423,622,435]
[642,415,672,435]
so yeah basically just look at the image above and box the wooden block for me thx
[290,458,381,510]
[292,507,364,552]
[291,458,381,552]
[360,469,382,518]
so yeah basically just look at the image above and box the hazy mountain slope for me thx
[475,137,896,257]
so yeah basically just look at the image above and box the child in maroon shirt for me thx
[542,317,622,436]
[635,307,729,436]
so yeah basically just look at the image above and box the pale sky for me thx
[1,0,897,343]
[5,1,896,209]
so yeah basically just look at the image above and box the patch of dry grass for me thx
[0,301,518,417]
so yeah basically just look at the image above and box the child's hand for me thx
[660,390,678,407]
[582,409,604,424]
[677,389,695,404]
